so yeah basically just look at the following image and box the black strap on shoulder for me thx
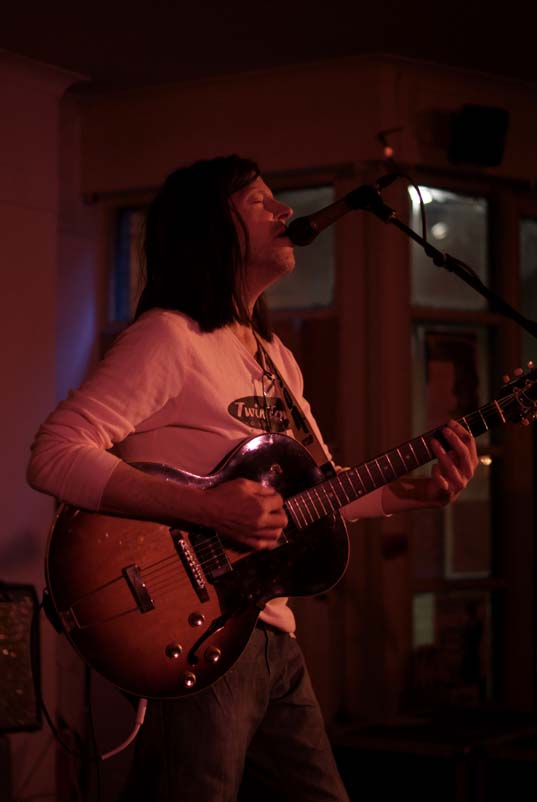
[255,339,334,476]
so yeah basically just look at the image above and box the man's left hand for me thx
[423,418,479,506]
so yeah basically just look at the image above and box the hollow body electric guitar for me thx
[46,368,537,699]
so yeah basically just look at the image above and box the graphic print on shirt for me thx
[228,396,289,432]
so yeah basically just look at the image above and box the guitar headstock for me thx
[496,361,537,426]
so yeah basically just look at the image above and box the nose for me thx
[268,197,293,222]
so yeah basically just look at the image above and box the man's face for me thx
[231,177,295,296]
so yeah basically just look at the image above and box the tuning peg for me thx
[503,367,526,383]
[521,418,531,426]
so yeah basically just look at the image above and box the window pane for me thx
[113,208,144,322]
[408,591,491,708]
[112,186,336,322]
[411,323,492,580]
[520,218,537,368]
[409,187,488,310]
[265,186,335,310]
[411,323,490,440]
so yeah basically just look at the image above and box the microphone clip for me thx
[345,182,395,223]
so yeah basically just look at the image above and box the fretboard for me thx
[285,397,508,530]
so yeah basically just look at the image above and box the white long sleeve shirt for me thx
[28,308,386,631]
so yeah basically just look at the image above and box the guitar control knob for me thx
[182,671,197,689]
[188,612,205,627]
[165,643,183,660]
[204,646,221,664]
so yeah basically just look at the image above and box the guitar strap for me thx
[255,339,335,478]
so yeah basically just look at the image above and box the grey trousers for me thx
[122,623,350,802]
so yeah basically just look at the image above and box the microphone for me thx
[285,174,399,246]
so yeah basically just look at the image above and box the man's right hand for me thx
[200,478,288,550]
[100,463,287,551]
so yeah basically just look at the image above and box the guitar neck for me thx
[285,397,507,530]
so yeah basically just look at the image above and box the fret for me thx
[374,457,390,483]
[327,479,348,508]
[361,463,377,492]
[354,469,369,495]
[420,436,433,460]
[369,460,385,486]
[312,485,329,515]
[393,447,408,474]
[468,415,487,437]
[411,436,430,463]
[406,436,429,465]
[460,415,472,433]
[407,440,420,469]
[288,497,308,529]
[285,497,295,526]
[319,485,337,513]
[478,409,489,431]
[326,476,345,510]
[336,475,351,504]
[284,500,300,529]
[341,469,364,499]
[382,453,398,481]
[298,494,315,525]
[493,400,506,424]
[304,489,322,520]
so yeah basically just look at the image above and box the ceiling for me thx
[2,1,537,92]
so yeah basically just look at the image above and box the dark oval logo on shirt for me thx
[228,396,289,433]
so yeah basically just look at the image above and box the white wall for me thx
[0,52,81,802]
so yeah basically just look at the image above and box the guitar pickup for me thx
[122,564,155,613]
[189,529,232,582]
[171,530,210,603]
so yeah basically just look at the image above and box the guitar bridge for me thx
[122,564,155,613]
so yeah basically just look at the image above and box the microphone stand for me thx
[362,188,537,342]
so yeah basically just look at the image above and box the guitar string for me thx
[140,535,291,596]
[138,530,235,576]
[135,392,519,589]
[139,558,179,577]
[138,526,293,594]
[141,558,190,581]
[141,538,231,572]
[60,392,526,612]
[86,364,518,615]
[139,522,296,577]
[147,397,514,582]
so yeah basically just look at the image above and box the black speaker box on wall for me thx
[448,104,509,167]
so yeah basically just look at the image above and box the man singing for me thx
[28,155,478,801]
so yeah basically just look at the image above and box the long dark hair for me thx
[135,154,272,339]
